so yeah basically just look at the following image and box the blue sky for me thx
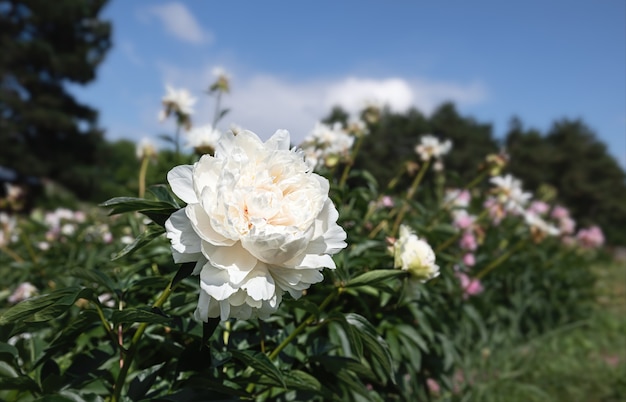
[70,0,626,167]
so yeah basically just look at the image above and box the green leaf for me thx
[147,185,180,208]
[0,287,98,325]
[0,376,41,392]
[345,313,395,383]
[112,224,165,260]
[172,261,196,287]
[230,350,285,388]
[309,355,377,381]
[70,269,118,294]
[0,342,18,362]
[283,370,321,392]
[111,308,171,326]
[100,197,177,215]
[345,269,407,288]
[128,362,165,401]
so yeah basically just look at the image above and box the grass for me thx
[441,259,626,402]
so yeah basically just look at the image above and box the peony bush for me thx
[0,75,608,401]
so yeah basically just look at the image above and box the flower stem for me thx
[174,124,181,163]
[0,246,24,263]
[138,155,149,198]
[211,90,223,129]
[391,159,430,237]
[20,232,38,264]
[339,135,364,188]
[245,290,338,395]
[111,278,177,402]
[474,239,526,280]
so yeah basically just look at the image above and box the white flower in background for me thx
[160,85,197,129]
[228,123,245,136]
[136,138,157,161]
[524,211,560,242]
[490,174,532,214]
[445,189,471,209]
[165,129,347,321]
[393,225,439,283]
[0,212,17,247]
[299,122,355,168]
[346,117,369,137]
[185,124,222,154]
[415,135,452,162]
[210,66,231,93]
[8,282,38,304]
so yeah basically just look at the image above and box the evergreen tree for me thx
[0,0,111,199]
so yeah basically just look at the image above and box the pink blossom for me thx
[576,225,605,249]
[459,232,477,251]
[453,211,475,231]
[381,196,394,208]
[426,378,440,394]
[559,217,576,235]
[463,253,476,267]
[551,205,570,220]
[528,201,549,215]
[456,272,484,299]
[484,197,506,225]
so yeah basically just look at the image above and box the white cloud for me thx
[154,63,488,145]
[146,2,212,45]
[119,41,143,66]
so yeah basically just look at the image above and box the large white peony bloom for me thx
[165,129,347,321]
[393,225,439,283]
[490,174,532,214]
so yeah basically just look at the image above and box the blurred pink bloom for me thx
[8,282,38,304]
[463,253,476,267]
[459,232,477,251]
[453,211,475,231]
[576,225,605,249]
[456,272,483,299]
[559,216,576,235]
[102,231,113,244]
[381,196,394,208]
[484,197,506,225]
[551,205,570,220]
[426,378,440,394]
[528,201,549,215]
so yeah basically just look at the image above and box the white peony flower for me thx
[136,138,157,160]
[490,174,532,214]
[415,135,452,162]
[393,225,439,283]
[524,211,560,242]
[8,282,38,304]
[165,129,347,321]
[160,85,197,129]
[185,124,222,154]
[299,122,355,168]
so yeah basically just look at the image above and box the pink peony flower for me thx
[426,378,441,394]
[381,196,394,208]
[528,201,549,215]
[463,253,476,267]
[550,205,570,220]
[576,225,605,249]
[456,272,483,299]
[459,232,477,251]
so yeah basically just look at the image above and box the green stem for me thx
[174,124,181,164]
[138,156,149,198]
[20,232,38,264]
[111,278,177,402]
[339,135,364,188]
[211,91,222,129]
[245,290,338,395]
[92,302,119,348]
[474,239,527,280]
[391,159,431,237]
[0,245,24,263]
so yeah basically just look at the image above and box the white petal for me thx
[199,263,238,300]
[165,209,202,263]
[265,129,291,151]
[241,263,276,301]
[186,204,236,246]
[201,241,258,284]
[167,165,198,204]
